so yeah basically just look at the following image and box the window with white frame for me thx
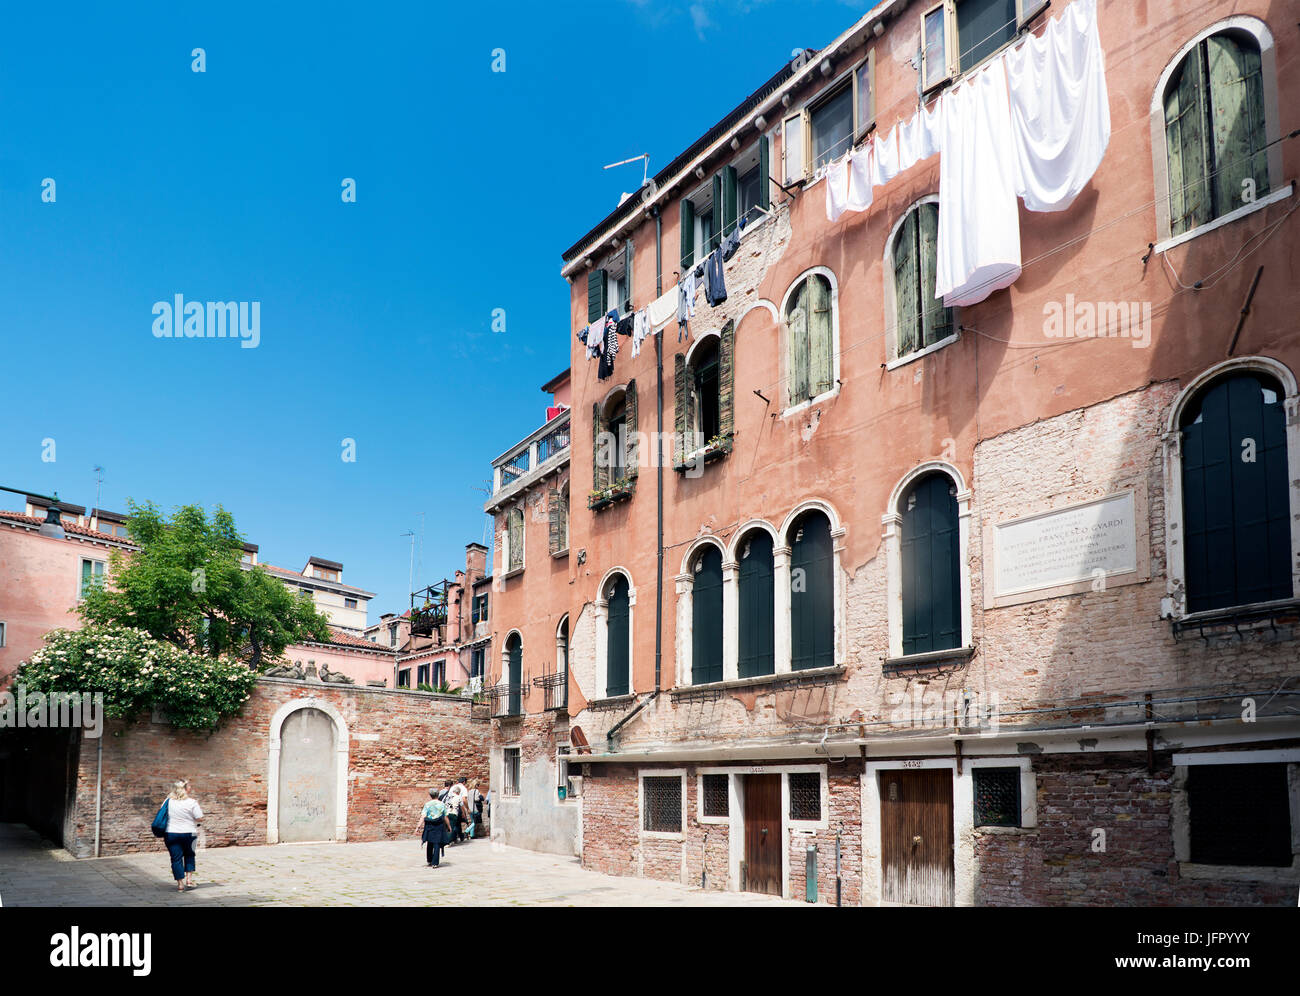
[889,199,954,361]
[783,270,836,409]
[701,773,729,819]
[1183,761,1294,867]
[788,771,822,821]
[972,767,1022,827]
[641,774,684,834]
[79,559,105,599]
[921,0,1046,90]
[0,621,5,648]
[503,747,521,797]
[784,53,876,180]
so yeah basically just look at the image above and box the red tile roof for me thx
[0,510,137,545]
[324,628,396,652]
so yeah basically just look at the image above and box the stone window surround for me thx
[861,756,1036,907]
[502,503,525,580]
[266,697,350,844]
[1159,356,1300,620]
[498,628,524,698]
[778,265,842,418]
[882,194,960,369]
[594,567,636,701]
[639,768,688,841]
[1148,16,1285,250]
[496,743,523,802]
[674,500,847,688]
[694,763,828,899]
[1170,748,1300,883]
[881,461,974,662]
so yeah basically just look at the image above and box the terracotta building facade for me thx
[486,0,1300,905]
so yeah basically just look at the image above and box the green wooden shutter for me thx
[691,547,724,684]
[809,275,833,397]
[507,636,522,714]
[625,379,639,479]
[587,268,608,323]
[901,474,960,655]
[737,532,775,678]
[606,575,630,696]
[680,198,695,271]
[894,211,920,356]
[673,353,688,466]
[719,320,735,439]
[790,512,834,670]
[788,281,810,405]
[548,489,562,554]
[721,165,738,238]
[918,203,950,346]
[1207,34,1269,220]
[592,402,608,490]
[1165,49,1211,236]
[508,508,524,572]
[623,240,635,313]
[758,135,771,212]
[710,174,724,252]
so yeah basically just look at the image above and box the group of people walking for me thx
[420,776,485,867]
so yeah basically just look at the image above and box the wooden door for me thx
[879,769,954,906]
[744,774,782,896]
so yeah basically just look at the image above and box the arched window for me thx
[505,632,522,716]
[737,530,775,678]
[506,506,524,572]
[891,201,952,359]
[593,384,639,490]
[694,337,721,444]
[1163,31,1269,237]
[900,472,961,655]
[785,272,834,408]
[674,323,735,467]
[790,510,834,670]
[605,574,631,696]
[691,546,724,684]
[1180,371,1290,611]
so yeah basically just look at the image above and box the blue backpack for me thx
[150,799,169,838]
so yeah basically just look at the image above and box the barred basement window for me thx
[702,774,729,818]
[973,767,1022,827]
[788,772,821,821]
[1188,762,1292,867]
[643,776,683,833]
[503,747,521,797]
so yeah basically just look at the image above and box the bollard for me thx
[805,844,817,903]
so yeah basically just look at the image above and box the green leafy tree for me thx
[78,500,331,668]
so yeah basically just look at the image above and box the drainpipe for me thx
[94,733,103,858]
[653,204,664,693]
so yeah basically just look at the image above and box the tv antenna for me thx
[400,530,415,598]
[604,153,650,188]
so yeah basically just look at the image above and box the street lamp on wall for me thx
[0,484,66,539]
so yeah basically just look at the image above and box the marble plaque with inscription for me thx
[993,492,1138,597]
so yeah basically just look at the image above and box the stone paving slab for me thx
[0,823,806,907]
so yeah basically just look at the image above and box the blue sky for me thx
[0,0,873,616]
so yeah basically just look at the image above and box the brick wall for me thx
[62,677,489,857]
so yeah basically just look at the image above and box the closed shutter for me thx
[1164,50,1211,236]
[918,203,950,346]
[606,576,631,696]
[507,637,522,714]
[691,546,724,684]
[721,164,738,239]
[673,353,688,466]
[711,173,724,252]
[548,489,562,554]
[1207,34,1269,220]
[790,512,834,670]
[592,402,608,490]
[900,474,961,655]
[719,320,736,439]
[737,532,775,678]
[1181,373,1291,612]
[809,274,834,397]
[623,240,635,313]
[680,198,696,270]
[625,380,639,479]
[508,508,524,572]
[757,135,771,212]
[588,269,608,323]
[894,211,920,356]
[787,281,810,405]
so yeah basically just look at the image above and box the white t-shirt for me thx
[446,787,466,813]
[166,797,204,835]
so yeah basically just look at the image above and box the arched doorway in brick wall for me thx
[267,698,349,844]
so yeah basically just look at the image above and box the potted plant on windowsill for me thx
[674,431,733,473]
[587,477,635,511]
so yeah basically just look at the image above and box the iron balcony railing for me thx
[534,671,569,712]
[489,408,571,503]
[489,681,524,718]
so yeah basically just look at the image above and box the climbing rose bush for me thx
[16,625,258,730]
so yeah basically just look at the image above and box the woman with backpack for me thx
[161,779,203,892]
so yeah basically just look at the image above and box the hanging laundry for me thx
[704,247,727,307]
[720,215,747,262]
[616,314,635,337]
[934,57,1022,308]
[631,308,650,357]
[648,287,677,329]
[1005,0,1109,213]
[846,143,874,213]
[898,97,943,171]
[596,310,620,380]
[825,155,850,222]
[677,268,699,340]
[870,124,901,187]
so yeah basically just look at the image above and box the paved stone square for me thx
[0,824,805,907]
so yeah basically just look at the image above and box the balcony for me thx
[486,409,570,513]
[534,671,569,712]
[409,581,450,639]
[489,681,525,718]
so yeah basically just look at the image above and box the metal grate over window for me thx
[1188,762,1292,867]
[973,767,1021,827]
[788,772,821,821]
[702,774,729,818]
[643,776,683,833]
[503,747,521,797]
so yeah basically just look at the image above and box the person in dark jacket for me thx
[419,788,451,867]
